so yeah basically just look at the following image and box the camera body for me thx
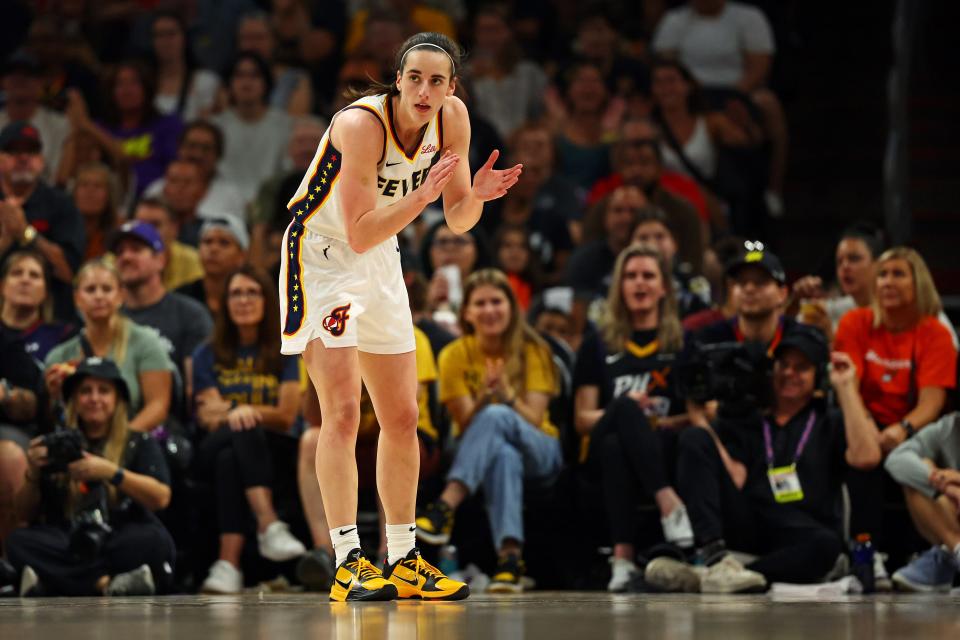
[68,482,113,561]
[679,340,772,416]
[41,429,86,472]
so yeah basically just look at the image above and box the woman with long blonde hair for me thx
[9,357,174,596]
[44,259,173,433]
[573,243,693,591]
[415,269,561,594]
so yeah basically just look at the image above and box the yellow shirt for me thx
[350,326,439,442]
[438,334,557,438]
[344,7,456,53]
[163,242,204,291]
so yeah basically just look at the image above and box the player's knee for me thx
[322,399,362,435]
[380,401,419,438]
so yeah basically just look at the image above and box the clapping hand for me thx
[471,150,522,202]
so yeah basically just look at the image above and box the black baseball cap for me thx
[775,324,828,367]
[62,357,131,403]
[0,121,42,153]
[726,240,786,284]
[3,50,41,77]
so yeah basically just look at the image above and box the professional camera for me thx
[678,340,772,415]
[68,482,113,561]
[41,429,86,472]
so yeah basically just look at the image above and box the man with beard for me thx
[0,122,84,321]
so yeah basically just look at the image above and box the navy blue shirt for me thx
[191,343,299,406]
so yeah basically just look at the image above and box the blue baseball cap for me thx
[110,220,164,253]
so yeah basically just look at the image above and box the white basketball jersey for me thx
[286,94,445,242]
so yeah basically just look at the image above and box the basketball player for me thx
[279,32,522,601]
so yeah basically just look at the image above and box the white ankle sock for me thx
[330,525,361,567]
[386,523,416,565]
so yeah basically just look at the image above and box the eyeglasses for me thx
[228,288,263,300]
[432,237,473,249]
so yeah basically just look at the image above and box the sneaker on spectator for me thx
[486,554,525,594]
[661,506,695,548]
[607,557,639,593]
[106,564,155,596]
[296,548,334,592]
[258,521,307,562]
[892,546,958,593]
[19,566,43,597]
[415,502,454,546]
[700,555,767,594]
[644,556,703,593]
[202,560,243,594]
[873,552,893,592]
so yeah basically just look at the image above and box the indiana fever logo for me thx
[322,304,351,337]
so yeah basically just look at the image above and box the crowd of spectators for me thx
[0,0,958,599]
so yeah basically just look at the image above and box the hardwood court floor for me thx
[2,592,959,639]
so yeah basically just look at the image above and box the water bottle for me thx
[438,545,460,577]
[851,533,875,594]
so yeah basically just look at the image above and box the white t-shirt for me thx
[154,69,221,122]
[653,2,775,88]
[471,60,547,139]
[211,107,292,206]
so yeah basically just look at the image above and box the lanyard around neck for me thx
[763,409,816,468]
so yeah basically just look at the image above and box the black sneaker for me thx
[296,548,334,592]
[415,502,454,546]
[486,554,525,594]
[329,548,398,602]
[106,564,156,596]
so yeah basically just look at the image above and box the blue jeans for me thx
[447,405,563,548]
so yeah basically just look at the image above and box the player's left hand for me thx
[471,150,522,202]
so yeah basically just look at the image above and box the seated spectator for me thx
[631,207,711,319]
[480,123,574,285]
[493,224,541,312]
[567,8,649,101]
[143,121,246,227]
[236,12,313,116]
[66,61,183,198]
[8,357,174,597]
[402,251,455,358]
[1,250,74,363]
[467,4,548,139]
[72,163,121,262]
[176,218,249,316]
[45,259,173,434]
[266,0,345,104]
[296,325,441,590]
[545,60,615,194]
[22,16,100,114]
[132,198,204,293]
[834,247,957,582]
[649,59,764,234]
[652,0,788,215]
[112,221,213,383]
[416,269,561,594]
[565,185,647,338]
[211,52,292,206]
[149,11,222,121]
[885,412,960,592]
[345,2,455,55]
[191,265,305,594]
[419,221,490,319]
[646,326,881,592]
[0,121,86,322]
[0,50,69,181]
[573,245,694,592]
[248,116,326,273]
[532,305,576,355]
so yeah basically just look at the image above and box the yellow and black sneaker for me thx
[486,554,525,594]
[415,502,454,546]
[383,548,470,601]
[329,548,398,602]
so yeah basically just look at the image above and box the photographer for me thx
[646,326,882,593]
[6,357,174,597]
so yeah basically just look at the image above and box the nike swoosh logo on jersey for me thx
[605,353,625,364]
[385,161,402,167]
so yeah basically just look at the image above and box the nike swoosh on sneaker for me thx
[339,527,357,535]
[392,572,419,586]
[335,576,352,590]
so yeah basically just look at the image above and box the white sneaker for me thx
[201,560,243,594]
[700,555,767,594]
[19,565,40,597]
[607,557,639,593]
[106,564,155,596]
[644,556,703,593]
[873,552,893,592]
[661,506,694,548]
[257,521,307,562]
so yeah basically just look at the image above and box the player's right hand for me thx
[419,150,459,203]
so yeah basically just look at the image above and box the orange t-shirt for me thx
[834,307,957,426]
